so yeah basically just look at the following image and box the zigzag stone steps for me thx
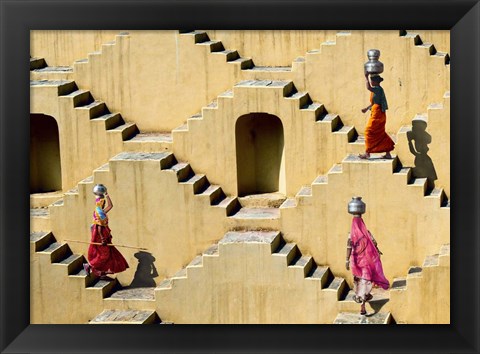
[171,78,365,196]
[388,243,450,323]
[31,230,120,315]
[156,230,350,323]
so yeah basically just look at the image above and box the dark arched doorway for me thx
[235,113,285,197]
[30,114,62,193]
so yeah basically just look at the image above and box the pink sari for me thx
[350,217,389,290]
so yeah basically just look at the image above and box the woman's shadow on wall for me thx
[406,119,438,190]
[128,251,159,288]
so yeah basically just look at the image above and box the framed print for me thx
[1,0,479,353]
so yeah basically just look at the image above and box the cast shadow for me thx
[128,251,159,288]
[407,119,438,190]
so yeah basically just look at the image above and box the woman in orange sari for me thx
[359,73,395,159]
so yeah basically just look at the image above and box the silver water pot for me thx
[348,196,366,215]
[93,184,107,196]
[364,49,384,74]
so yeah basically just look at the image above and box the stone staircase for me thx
[399,30,450,65]
[284,154,449,209]
[389,244,450,324]
[156,230,351,324]
[179,30,293,81]
[334,244,449,324]
[29,79,172,208]
[30,231,119,323]
[172,79,366,196]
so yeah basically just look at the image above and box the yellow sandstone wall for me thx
[48,152,235,284]
[297,31,450,134]
[280,155,450,286]
[30,30,122,67]
[31,30,449,137]
[205,30,338,66]
[389,245,450,324]
[30,30,450,324]
[408,30,450,54]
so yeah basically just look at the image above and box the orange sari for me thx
[365,92,394,153]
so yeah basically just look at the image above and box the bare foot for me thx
[358,153,370,159]
[360,303,367,315]
[381,152,393,159]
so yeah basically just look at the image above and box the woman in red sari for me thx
[359,73,395,159]
[346,214,389,315]
[83,185,129,280]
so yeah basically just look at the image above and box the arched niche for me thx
[235,113,286,197]
[30,114,62,193]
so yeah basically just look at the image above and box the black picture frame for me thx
[1,0,479,353]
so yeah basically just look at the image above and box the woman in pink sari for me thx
[346,214,389,315]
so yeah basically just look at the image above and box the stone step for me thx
[285,91,312,108]
[30,192,64,208]
[111,152,175,171]
[213,50,240,61]
[198,184,224,204]
[317,113,340,131]
[180,174,209,194]
[30,79,77,96]
[30,57,47,70]
[230,207,280,220]
[203,244,219,257]
[107,122,139,141]
[234,80,293,94]
[88,278,118,298]
[54,253,84,275]
[214,196,241,216]
[246,66,292,72]
[237,192,286,208]
[168,162,193,182]
[391,277,407,291]
[221,230,281,250]
[91,113,123,130]
[228,57,254,69]
[273,242,298,265]
[341,288,390,312]
[89,309,159,324]
[306,265,331,288]
[30,207,50,218]
[60,89,93,107]
[38,242,70,263]
[76,100,108,119]
[289,255,314,277]
[30,231,54,252]
[197,40,224,52]
[324,277,348,300]
[123,133,173,152]
[334,311,392,324]
[30,66,74,80]
[107,287,156,301]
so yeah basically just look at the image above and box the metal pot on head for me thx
[364,49,384,75]
[93,184,107,196]
[348,196,366,215]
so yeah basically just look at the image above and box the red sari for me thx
[88,197,129,276]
